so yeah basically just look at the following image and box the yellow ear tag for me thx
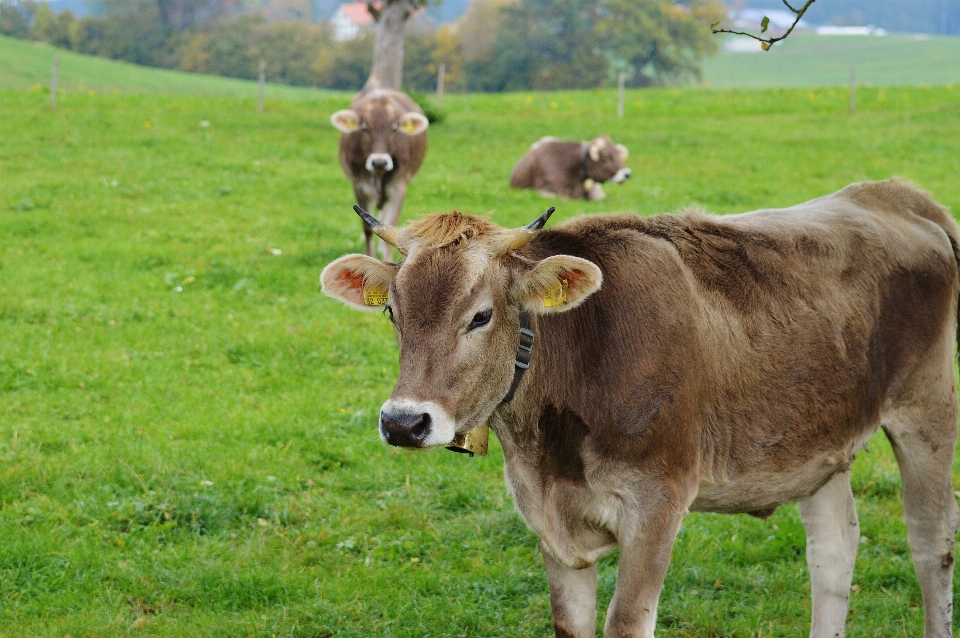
[542,278,568,308]
[401,120,417,133]
[363,286,388,306]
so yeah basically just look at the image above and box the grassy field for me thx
[2,64,960,637]
[703,34,960,88]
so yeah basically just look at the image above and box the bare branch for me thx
[713,0,815,51]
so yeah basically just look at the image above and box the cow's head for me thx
[585,135,631,185]
[321,207,602,449]
[330,95,429,174]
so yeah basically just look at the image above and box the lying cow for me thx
[509,135,631,200]
[321,180,960,638]
[330,80,428,259]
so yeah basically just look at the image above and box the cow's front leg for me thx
[604,509,684,638]
[378,180,408,261]
[542,544,598,638]
[352,184,375,257]
[799,469,859,638]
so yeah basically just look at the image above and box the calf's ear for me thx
[615,144,629,160]
[321,255,398,311]
[396,112,429,136]
[331,109,361,133]
[515,255,603,314]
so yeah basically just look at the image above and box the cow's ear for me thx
[588,139,602,162]
[321,254,398,311]
[615,144,629,160]
[396,112,429,136]
[331,109,361,133]
[515,255,602,314]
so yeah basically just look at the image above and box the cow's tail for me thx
[947,232,960,356]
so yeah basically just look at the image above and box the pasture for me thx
[2,47,960,636]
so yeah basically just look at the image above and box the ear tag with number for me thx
[542,278,568,308]
[363,285,388,306]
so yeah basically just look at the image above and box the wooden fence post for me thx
[50,55,59,108]
[436,64,445,108]
[849,69,856,113]
[258,60,266,113]
[617,71,626,119]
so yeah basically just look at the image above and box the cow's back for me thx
[509,140,583,192]
[519,180,958,514]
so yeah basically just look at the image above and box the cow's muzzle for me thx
[611,168,632,184]
[378,400,456,448]
[380,412,431,447]
[366,153,394,173]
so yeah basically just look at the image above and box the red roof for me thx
[339,2,375,26]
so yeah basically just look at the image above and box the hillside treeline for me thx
[0,0,725,91]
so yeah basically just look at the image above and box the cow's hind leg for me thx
[541,545,597,638]
[799,469,860,638]
[883,386,960,638]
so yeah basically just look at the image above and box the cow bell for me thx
[446,422,489,456]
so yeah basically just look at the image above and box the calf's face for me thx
[321,210,602,448]
[331,97,428,174]
[586,135,631,184]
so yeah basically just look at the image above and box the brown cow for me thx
[321,180,960,638]
[330,80,428,259]
[510,135,632,200]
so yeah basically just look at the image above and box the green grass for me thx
[2,79,960,636]
[0,34,334,99]
[703,34,960,88]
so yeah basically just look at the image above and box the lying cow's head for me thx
[321,207,603,448]
[330,95,429,174]
[586,135,631,185]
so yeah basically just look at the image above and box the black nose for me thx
[380,412,431,447]
[370,158,389,170]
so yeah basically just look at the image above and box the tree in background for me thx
[485,0,607,91]
[0,0,33,38]
[597,0,726,86]
[368,0,426,89]
[0,0,725,92]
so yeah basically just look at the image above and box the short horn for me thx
[352,205,405,252]
[525,207,555,231]
[504,207,556,252]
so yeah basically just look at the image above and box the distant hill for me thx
[702,33,960,88]
[44,0,91,17]
[732,0,960,36]
[0,34,338,98]
[4,31,960,96]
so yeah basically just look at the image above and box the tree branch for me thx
[712,0,815,51]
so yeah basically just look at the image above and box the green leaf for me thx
[710,20,721,31]
[760,16,770,33]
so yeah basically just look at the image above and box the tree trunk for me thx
[370,0,413,90]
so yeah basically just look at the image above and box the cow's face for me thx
[586,135,631,185]
[321,210,602,449]
[330,97,428,174]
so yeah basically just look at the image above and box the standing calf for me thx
[330,80,428,259]
[322,180,960,638]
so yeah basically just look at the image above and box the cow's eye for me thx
[385,305,395,323]
[468,309,492,331]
